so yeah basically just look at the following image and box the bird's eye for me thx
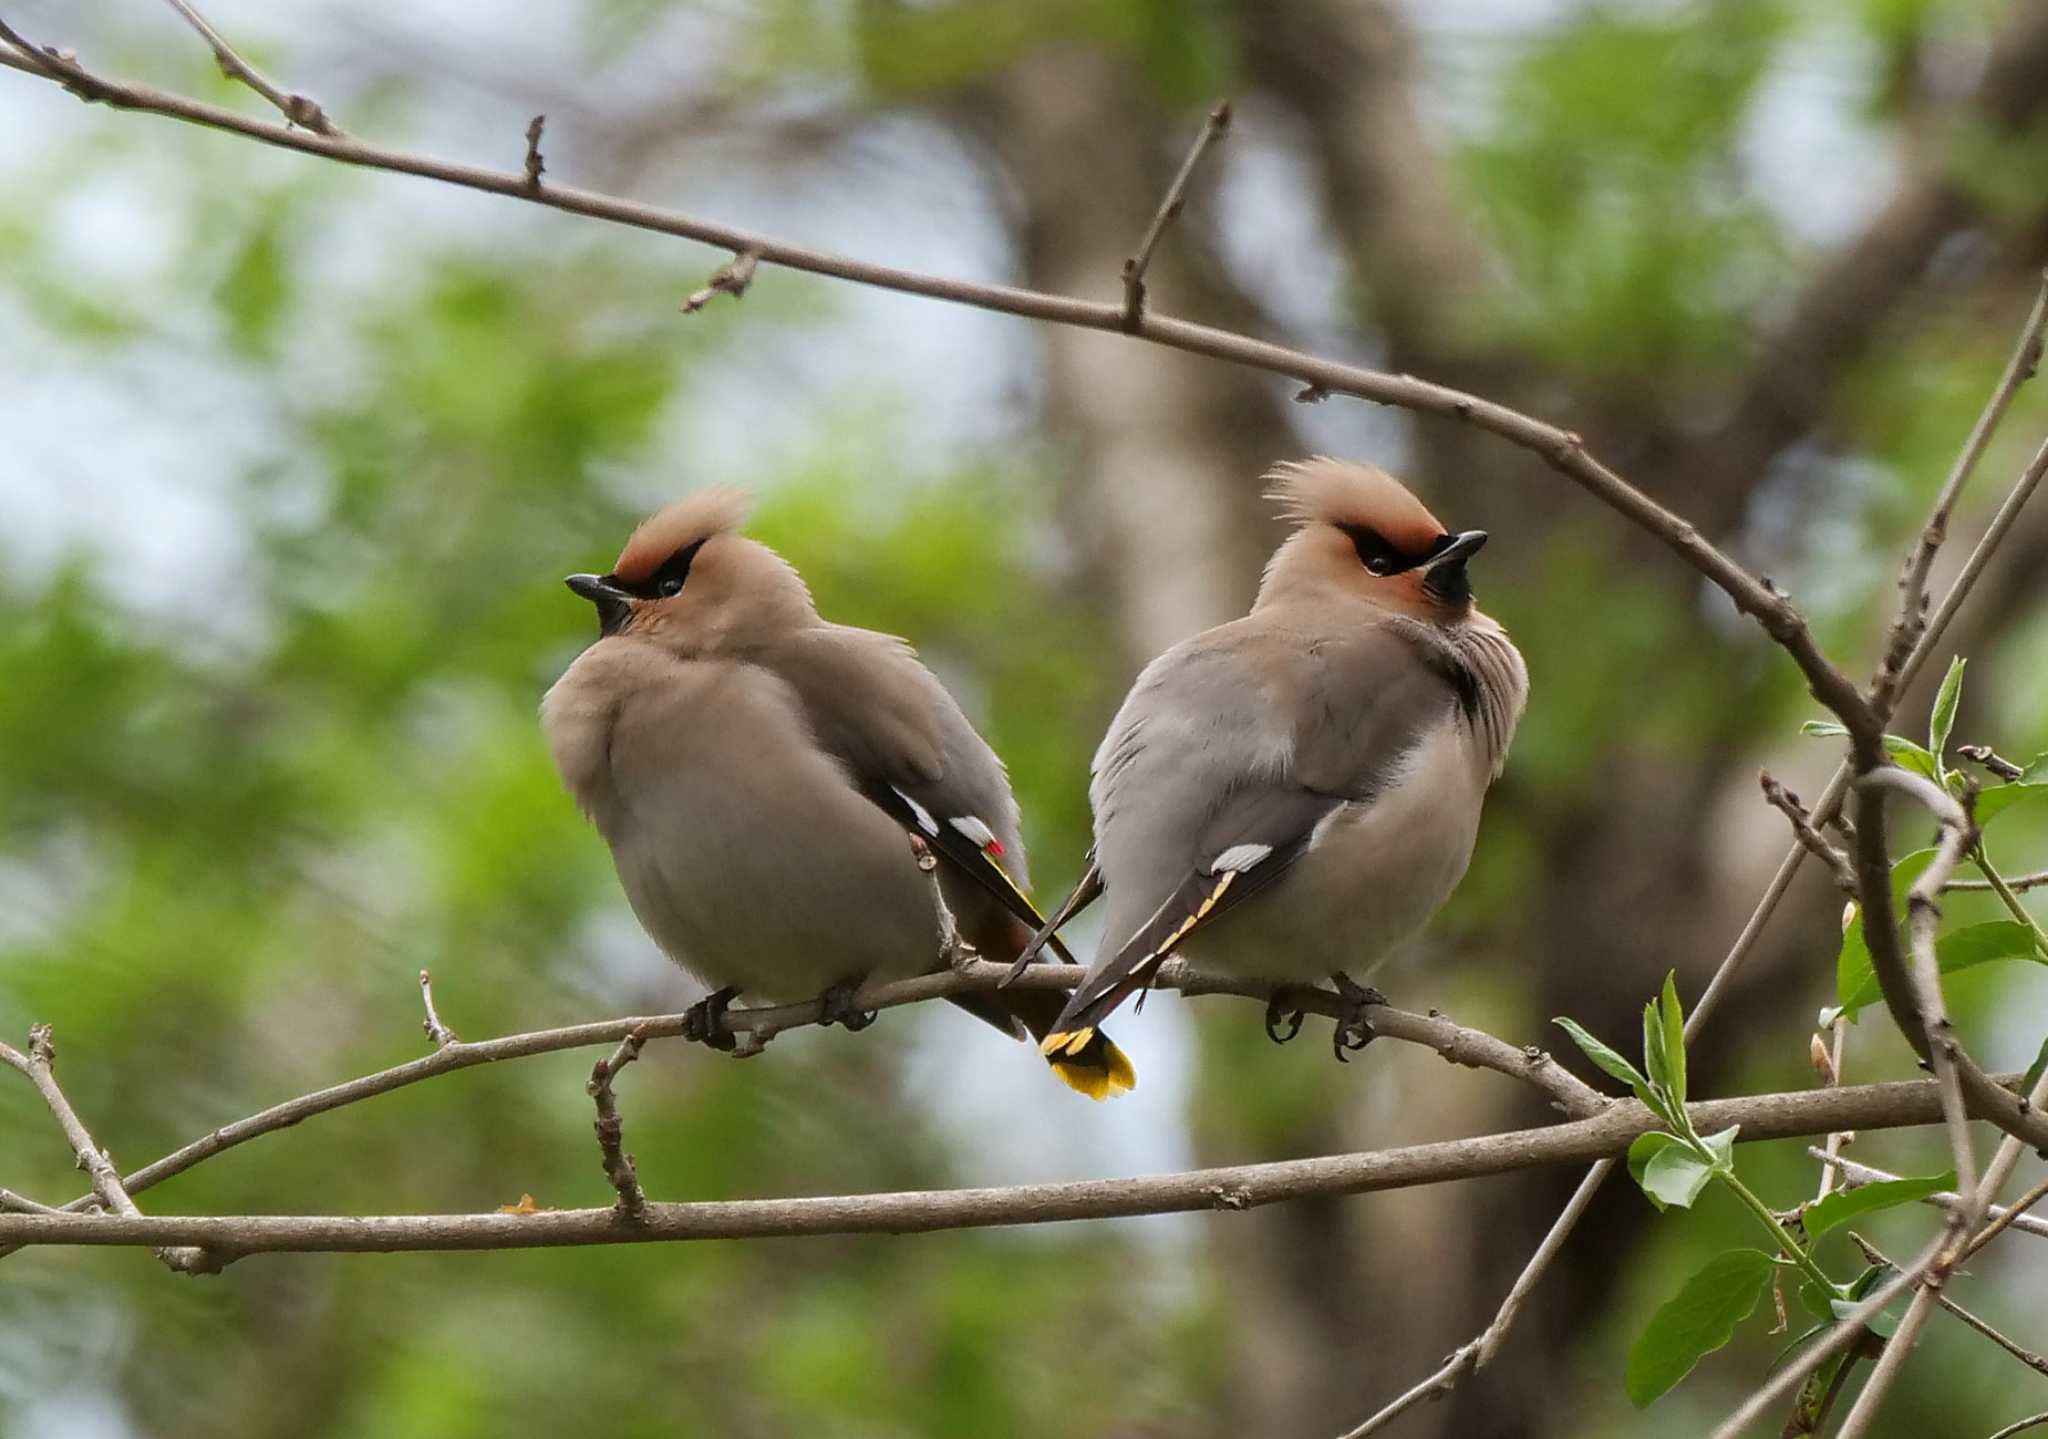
[659,576,684,598]
[1364,557,1392,576]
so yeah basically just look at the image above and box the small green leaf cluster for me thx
[1555,977,1952,1407]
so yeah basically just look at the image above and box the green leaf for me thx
[1660,970,1687,1107]
[1796,1277,1837,1324]
[1554,1016,1655,1109]
[2021,1031,2048,1100]
[1799,724,1941,780]
[1640,1143,1716,1211]
[1626,1248,1777,1406]
[1698,1124,1738,1170]
[1628,1132,1720,1211]
[1928,656,1965,760]
[1830,1296,1899,1340]
[1976,780,2047,828]
[1642,998,1669,1098]
[1628,1132,1681,1209]
[1804,1170,1954,1239]
[1835,920,2042,1018]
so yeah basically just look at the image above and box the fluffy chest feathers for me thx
[540,640,942,999]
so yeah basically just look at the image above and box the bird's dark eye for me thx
[1345,526,1407,576]
[635,538,706,600]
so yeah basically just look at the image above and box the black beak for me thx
[566,573,633,636]
[1421,530,1487,606]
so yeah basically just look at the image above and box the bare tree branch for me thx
[1121,99,1229,329]
[0,1026,215,1274]
[156,0,342,135]
[1760,771,1857,892]
[587,1025,650,1216]
[1848,1233,2048,1379]
[417,969,458,1048]
[0,28,1871,732]
[0,961,1608,1260]
[0,1076,1995,1261]
[1988,1415,2048,1439]
[1872,275,2048,713]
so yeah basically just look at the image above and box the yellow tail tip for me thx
[1043,1032,1139,1101]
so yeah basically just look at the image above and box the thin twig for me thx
[418,969,458,1048]
[680,250,758,315]
[1810,1151,2048,1241]
[0,1077,1991,1259]
[1871,274,2048,714]
[1121,99,1230,329]
[1957,744,2028,782]
[1988,1415,2048,1439]
[522,113,544,190]
[1761,771,1857,892]
[1849,1232,2048,1378]
[1945,868,2048,892]
[0,1188,63,1215]
[587,1025,650,1215]
[156,0,343,135]
[1811,1015,1852,1202]
[0,1027,216,1274]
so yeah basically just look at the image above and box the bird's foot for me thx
[1330,973,1386,1063]
[1264,992,1306,1045]
[817,979,878,1032]
[683,986,740,1053]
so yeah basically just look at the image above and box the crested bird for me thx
[1029,458,1527,1070]
[541,489,1134,1099]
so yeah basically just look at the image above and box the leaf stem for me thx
[1973,845,2048,961]
[1715,1167,1839,1295]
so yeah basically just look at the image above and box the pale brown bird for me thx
[541,490,1134,1099]
[1030,458,1528,1069]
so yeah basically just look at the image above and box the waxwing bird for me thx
[1028,458,1527,1072]
[541,489,1134,1099]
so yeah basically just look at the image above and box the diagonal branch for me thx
[1,1026,216,1274]
[1871,274,2048,713]
[1851,766,2048,1155]
[155,0,342,135]
[1121,99,1230,329]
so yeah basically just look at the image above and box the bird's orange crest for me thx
[613,488,753,585]
[1264,457,1445,555]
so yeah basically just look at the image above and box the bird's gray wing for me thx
[1047,621,1462,1045]
[761,626,1073,959]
